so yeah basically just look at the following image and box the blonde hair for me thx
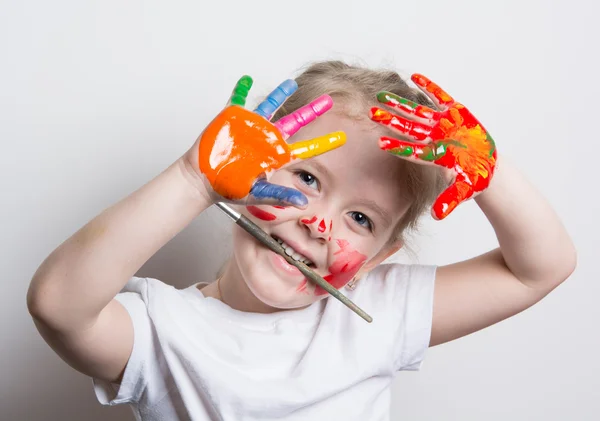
[272,60,446,248]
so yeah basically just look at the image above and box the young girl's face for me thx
[232,110,413,309]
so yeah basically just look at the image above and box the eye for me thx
[295,170,320,191]
[349,211,373,231]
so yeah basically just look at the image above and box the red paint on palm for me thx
[372,74,497,220]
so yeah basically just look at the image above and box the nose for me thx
[299,213,333,242]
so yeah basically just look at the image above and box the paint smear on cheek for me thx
[198,107,291,200]
[246,205,276,221]
[314,239,367,296]
[272,205,286,209]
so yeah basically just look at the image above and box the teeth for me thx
[273,236,314,266]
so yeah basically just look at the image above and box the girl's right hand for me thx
[184,76,346,208]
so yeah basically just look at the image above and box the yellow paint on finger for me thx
[289,131,346,159]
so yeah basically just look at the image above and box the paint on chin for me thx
[297,239,367,296]
[246,205,276,221]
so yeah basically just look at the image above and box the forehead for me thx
[287,112,412,212]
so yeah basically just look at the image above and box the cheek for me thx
[314,239,368,296]
[244,203,292,222]
[246,205,277,221]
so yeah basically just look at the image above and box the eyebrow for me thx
[305,160,333,183]
[356,198,393,227]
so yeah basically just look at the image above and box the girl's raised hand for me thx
[370,74,497,220]
[196,75,346,208]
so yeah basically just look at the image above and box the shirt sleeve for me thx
[92,277,154,406]
[392,264,437,371]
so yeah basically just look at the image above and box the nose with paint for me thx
[300,214,333,243]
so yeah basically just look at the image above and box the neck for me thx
[211,259,281,314]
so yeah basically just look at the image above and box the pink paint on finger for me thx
[274,95,333,140]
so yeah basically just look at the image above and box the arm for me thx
[370,74,576,347]
[27,75,345,382]
[431,157,576,346]
[27,158,211,381]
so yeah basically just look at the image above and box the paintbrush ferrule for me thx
[216,202,241,221]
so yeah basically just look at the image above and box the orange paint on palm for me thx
[199,107,291,200]
[432,104,496,191]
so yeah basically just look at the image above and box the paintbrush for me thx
[215,202,373,323]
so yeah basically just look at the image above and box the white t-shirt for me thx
[93,263,436,421]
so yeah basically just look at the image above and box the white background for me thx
[1,0,598,419]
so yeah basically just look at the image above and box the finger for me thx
[274,94,333,140]
[370,107,432,141]
[411,74,454,110]
[376,91,438,122]
[227,75,253,107]
[253,79,298,120]
[379,136,446,163]
[289,131,346,160]
[249,179,308,208]
[432,177,473,220]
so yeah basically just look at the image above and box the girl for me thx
[27,61,576,420]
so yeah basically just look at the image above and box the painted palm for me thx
[199,76,346,207]
[370,74,497,220]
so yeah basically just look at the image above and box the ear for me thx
[354,240,403,280]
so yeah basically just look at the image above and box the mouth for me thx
[271,234,315,268]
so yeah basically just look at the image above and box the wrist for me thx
[175,156,213,209]
[474,154,505,202]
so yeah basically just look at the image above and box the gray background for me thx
[1,0,598,419]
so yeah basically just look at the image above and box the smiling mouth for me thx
[271,235,315,267]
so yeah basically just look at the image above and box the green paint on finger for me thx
[377,91,418,110]
[392,146,414,157]
[230,75,253,106]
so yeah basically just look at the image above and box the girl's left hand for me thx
[370,74,497,220]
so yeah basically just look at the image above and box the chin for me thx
[232,227,318,311]
[242,256,318,310]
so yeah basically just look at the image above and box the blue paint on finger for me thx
[250,179,307,208]
[253,79,298,120]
